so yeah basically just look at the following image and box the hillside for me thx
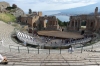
[0,1,25,17]
[0,13,16,22]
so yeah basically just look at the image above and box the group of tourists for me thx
[16,31,94,48]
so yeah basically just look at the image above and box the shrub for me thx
[6,7,15,10]
[0,13,16,22]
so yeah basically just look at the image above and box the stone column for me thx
[51,21,53,26]
[87,20,90,30]
[74,20,76,30]
[79,20,81,28]
[86,20,88,28]
[77,21,78,27]
[55,21,58,25]
[50,21,52,26]
[88,20,91,28]
[70,20,72,27]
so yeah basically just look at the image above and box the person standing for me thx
[68,45,73,54]
[23,40,26,46]
[0,40,4,46]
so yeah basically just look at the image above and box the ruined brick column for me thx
[79,20,81,28]
[70,21,72,27]
[94,7,98,31]
[69,16,72,27]
[74,20,76,30]
[54,21,57,25]
[77,21,79,27]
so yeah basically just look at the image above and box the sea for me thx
[42,11,70,22]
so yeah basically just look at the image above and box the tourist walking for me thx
[0,39,4,46]
[68,45,74,54]
[23,40,26,46]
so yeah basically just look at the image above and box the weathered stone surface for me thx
[68,7,100,32]
[10,7,25,17]
[18,12,59,31]
[0,1,10,12]
[0,1,25,17]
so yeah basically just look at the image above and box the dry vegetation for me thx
[0,13,16,22]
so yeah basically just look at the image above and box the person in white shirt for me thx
[0,40,3,46]
[23,40,26,46]
[68,46,74,53]
[0,54,8,64]
[0,54,4,62]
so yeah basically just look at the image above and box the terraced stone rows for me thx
[0,21,38,53]
[1,21,100,66]
[0,21,99,52]
[1,51,100,66]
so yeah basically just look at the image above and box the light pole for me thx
[81,38,84,53]
[49,44,51,54]
[91,36,94,49]
[60,43,61,54]
[81,43,83,53]
[32,27,34,37]
[38,43,39,54]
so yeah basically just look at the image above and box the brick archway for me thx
[33,23,36,28]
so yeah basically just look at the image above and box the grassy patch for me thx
[0,13,16,22]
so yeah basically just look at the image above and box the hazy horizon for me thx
[1,0,100,12]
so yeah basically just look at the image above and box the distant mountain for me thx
[60,2,100,15]
[44,2,100,16]
[60,3,100,15]
[42,11,60,16]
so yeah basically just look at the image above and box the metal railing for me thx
[9,45,64,54]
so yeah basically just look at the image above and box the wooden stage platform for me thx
[37,31,84,39]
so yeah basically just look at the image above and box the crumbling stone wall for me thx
[19,12,59,31]
[68,7,100,32]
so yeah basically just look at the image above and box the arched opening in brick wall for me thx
[81,20,86,30]
[33,23,38,34]
[33,23,36,28]
[26,20,27,24]
[44,19,48,28]
[90,22,93,27]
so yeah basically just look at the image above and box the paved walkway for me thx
[0,21,20,47]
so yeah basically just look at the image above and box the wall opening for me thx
[81,20,86,30]
[33,23,36,28]
[44,19,48,28]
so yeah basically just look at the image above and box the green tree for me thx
[57,19,69,26]
[29,9,32,14]
[57,18,61,25]
[63,21,67,26]
[57,18,63,26]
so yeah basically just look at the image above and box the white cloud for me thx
[1,0,100,12]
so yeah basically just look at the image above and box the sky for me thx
[1,0,100,12]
